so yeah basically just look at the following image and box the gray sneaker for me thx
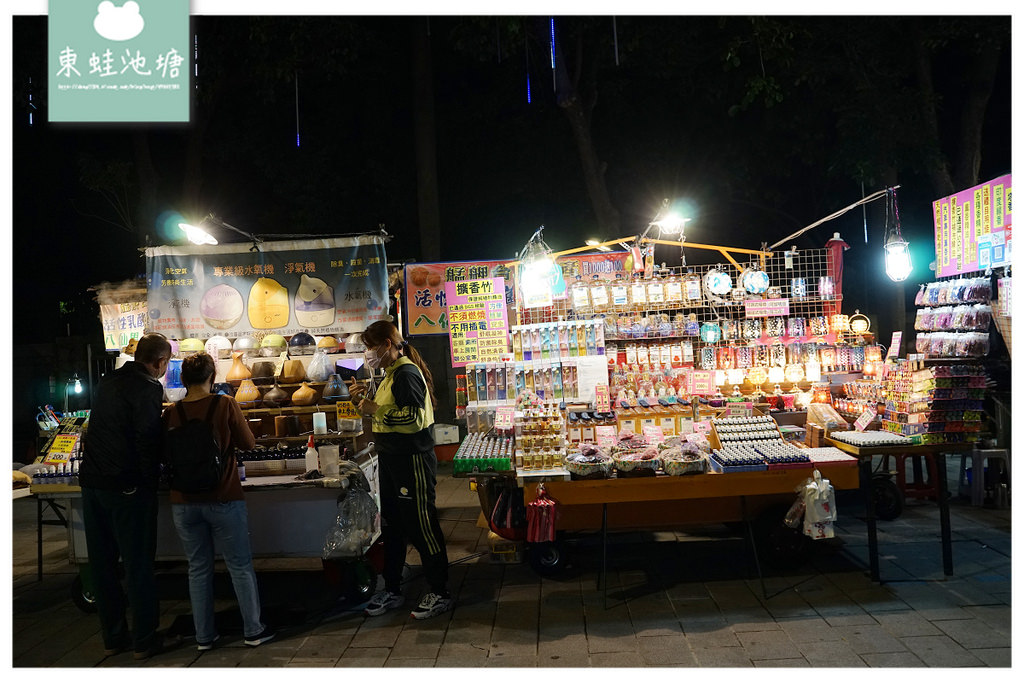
[364,590,404,616]
[410,592,453,620]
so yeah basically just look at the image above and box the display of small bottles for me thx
[453,433,514,474]
[510,320,604,361]
[31,458,80,486]
[466,360,579,404]
[515,402,566,471]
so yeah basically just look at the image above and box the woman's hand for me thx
[358,398,379,416]
[347,379,367,401]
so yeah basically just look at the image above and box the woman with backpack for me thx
[349,320,453,620]
[162,352,275,650]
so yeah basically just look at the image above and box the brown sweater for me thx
[161,394,256,504]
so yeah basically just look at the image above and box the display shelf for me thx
[252,431,362,443]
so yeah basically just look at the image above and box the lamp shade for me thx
[805,360,822,382]
[884,236,913,281]
[747,367,768,385]
[830,314,849,332]
[849,311,870,334]
[768,366,785,384]
[785,364,805,383]
[727,368,745,385]
[714,370,728,386]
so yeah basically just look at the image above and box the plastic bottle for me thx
[571,275,592,316]
[665,269,684,307]
[611,273,630,312]
[647,269,665,308]
[304,435,320,473]
[237,460,246,482]
[630,272,648,313]
[589,274,611,314]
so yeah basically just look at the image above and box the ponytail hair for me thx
[361,321,438,408]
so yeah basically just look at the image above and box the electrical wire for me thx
[769,186,899,250]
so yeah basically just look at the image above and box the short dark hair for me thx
[135,333,172,365]
[181,352,217,388]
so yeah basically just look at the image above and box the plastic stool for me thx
[959,449,1011,507]
[883,453,941,501]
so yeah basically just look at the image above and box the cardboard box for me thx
[432,424,460,445]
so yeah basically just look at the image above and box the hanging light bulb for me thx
[883,187,912,281]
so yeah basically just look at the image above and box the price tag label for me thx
[693,420,712,435]
[336,401,361,421]
[854,408,876,432]
[44,434,78,464]
[642,424,665,444]
[273,351,289,377]
[887,331,902,358]
[595,425,617,448]
[594,384,611,412]
[494,405,515,430]
[723,402,753,417]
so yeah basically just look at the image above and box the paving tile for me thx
[775,616,842,644]
[726,606,781,632]
[637,634,697,665]
[930,618,1011,650]
[873,611,943,638]
[334,646,391,667]
[962,604,1012,634]
[823,613,878,627]
[736,630,801,660]
[969,647,1012,667]
[690,646,753,667]
[484,653,539,667]
[590,650,646,667]
[286,657,341,667]
[540,652,593,667]
[899,635,984,667]
[292,634,352,659]
[683,624,740,648]
[797,639,868,667]
[538,633,587,658]
[832,624,907,655]
[348,623,404,648]
[488,627,538,657]
[859,651,926,667]
[753,657,810,667]
[385,657,436,667]
[239,648,294,667]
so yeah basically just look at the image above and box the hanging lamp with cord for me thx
[883,187,913,282]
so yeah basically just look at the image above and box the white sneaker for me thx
[410,592,453,620]
[364,590,404,616]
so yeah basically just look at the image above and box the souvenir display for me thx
[741,268,770,295]
[703,269,733,297]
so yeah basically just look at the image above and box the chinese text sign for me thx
[445,278,509,368]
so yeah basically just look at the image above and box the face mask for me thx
[364,344,388,369]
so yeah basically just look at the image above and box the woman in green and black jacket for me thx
[351,320,453,620]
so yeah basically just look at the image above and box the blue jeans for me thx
[171,500,265,641]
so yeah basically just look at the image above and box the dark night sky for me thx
[10,13,1013,341]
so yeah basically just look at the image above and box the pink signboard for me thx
[445,278,509,368]
[934,174,1012,277]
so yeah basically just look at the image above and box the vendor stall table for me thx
[517,461,859,599]
[825,437,974,582]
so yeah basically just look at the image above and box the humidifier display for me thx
[294,274,336,328]
[248,277,290,329]
[200,284,244,330]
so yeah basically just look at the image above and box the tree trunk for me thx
[952,41,1003,190]
[913,36,955,199]
[561,99,620,235]
[412,17,441,262]
[131,130,160,246]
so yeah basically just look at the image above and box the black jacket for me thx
[80,361,165,491]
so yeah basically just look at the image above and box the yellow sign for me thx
[336,401,361,420]
[44,434,79,464]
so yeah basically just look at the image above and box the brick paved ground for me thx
[10,460,1012,668]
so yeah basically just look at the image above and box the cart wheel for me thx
[71,574,98,613]
[528,541,565,576]
[754,505,809,570]
[872,474,904,521]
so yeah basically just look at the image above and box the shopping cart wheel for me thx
[528,541,565,576]
[872,474,904,521]
[71,573,98,613]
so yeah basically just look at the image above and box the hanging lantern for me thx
[819,346,837,369]
[727,368,745,386]
[716,346,735,369]
[884,188,912,281]
[862,361,875,377]
[747,367,769,386]
[768,366,785,384]
[805,360,822,382]
[830,314,850,333]
[785,364,805,383]
[812,384,832,404]
[849,310,870,334]
[699,322,723,343]
[865,345,883,362]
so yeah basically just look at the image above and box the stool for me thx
[958,449,1011,507]
[882,453,941,501]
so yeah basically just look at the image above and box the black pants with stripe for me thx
[378,450,449,595]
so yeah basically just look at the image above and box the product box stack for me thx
[881,359,985,445]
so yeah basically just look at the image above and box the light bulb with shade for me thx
[179,222,218,245]
[74,378,83,394]
[768,366,785,384]
[884,236,913,282]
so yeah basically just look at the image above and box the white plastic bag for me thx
[801,469,837,539]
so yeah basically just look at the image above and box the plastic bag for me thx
[322,488,380,559]
[801,469,836,539]
[306,348,333,383]
[526,484,558,543]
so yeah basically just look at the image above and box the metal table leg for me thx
[600,503,608,603]
[934,452,954,576]
[860,456,880,582]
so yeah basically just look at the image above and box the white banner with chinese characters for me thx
[145,237,389,340]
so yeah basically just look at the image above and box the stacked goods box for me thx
[882,360,985,445]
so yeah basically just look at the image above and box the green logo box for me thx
[48,0,189,123]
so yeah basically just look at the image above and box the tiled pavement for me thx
[9,461,1012,668]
